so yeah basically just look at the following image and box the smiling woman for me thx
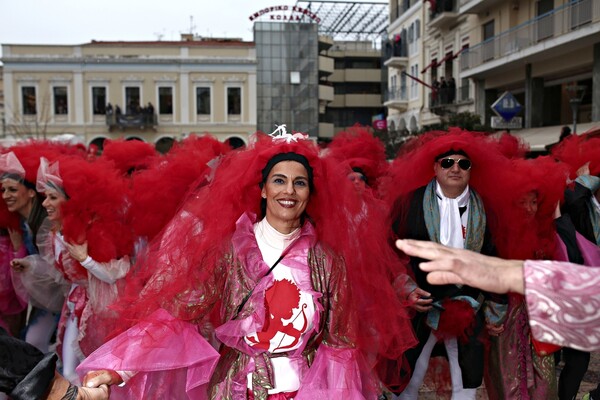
[261,160,310,234]
[78,128,416,399]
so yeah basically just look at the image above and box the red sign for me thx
[373,120,387,130]
[249,5,320,23]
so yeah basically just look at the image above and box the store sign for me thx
[373,119,387,130]
[491,116,522,130]
[249,5,320,23]
[491,91,522,121]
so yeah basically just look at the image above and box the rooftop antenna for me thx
[189,15,197,35]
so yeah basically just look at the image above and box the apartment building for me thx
[1,38,257,149]
[384,0,427,135]
[324,40,385,137]
[386,0,600,150]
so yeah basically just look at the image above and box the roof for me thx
[294,0,388,40]
[505,122,600,152]
[86,40,255,47]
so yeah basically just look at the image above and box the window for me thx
[158,87,173,115]
[125,87,141,114]
[483,20,495,40]
[92,87,106,115]
[482,20,495,61]
[227,87,241,115]
[196,87,211,115]
[22,86,37,115]
[53,86,68,115]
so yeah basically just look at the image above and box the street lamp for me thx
[566,84,586,134]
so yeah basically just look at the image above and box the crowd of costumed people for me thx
[0,125,599,400]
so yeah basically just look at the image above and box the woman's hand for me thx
[407,287,433,312]
[8,228,23,252]
[82,370,123,389]
[66,241,88,263]
[10,258,30,272]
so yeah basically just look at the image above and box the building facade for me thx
[255,21,320,137]
[386,0,600,150]
[1,38,257,148]
[324,40,385,137]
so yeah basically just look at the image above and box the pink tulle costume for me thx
[78,131,416,399]
[78,213,376,399]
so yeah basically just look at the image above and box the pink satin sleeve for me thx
[524,259,600,351]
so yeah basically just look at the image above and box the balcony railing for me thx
[429,83,471,109]
[106,113,157,131]
[384,87,409,110]
[461,0,599,72]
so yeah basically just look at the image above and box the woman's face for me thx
[261,160,310,234]
[42,188,67,222]
[518,191,538,219]
[1,178,35,217]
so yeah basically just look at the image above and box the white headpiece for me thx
[36,157,65,196]
[0,152,26,180]
[269,124,309,143]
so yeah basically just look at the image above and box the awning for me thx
[502,122,600,152]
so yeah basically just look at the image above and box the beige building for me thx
[386,0,600,150]
[385,0,428,135]
[1,38,257,149]
[324,40,385,136]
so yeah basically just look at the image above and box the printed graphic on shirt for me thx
[246,278,310,353]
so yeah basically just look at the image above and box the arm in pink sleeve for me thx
[524,259,600,351]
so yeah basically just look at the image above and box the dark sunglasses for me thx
[439,158,472,170]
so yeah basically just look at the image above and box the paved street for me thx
[408,352,600,399]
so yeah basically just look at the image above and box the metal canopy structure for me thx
[295,0,389,40]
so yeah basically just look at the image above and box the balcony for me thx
[318,122,334,138]
[319,55,334,77]
[458,0,504,15]
[428,83,472,114]
[461,0,600,75]
[107,113,157,131]
[319,84,334,102]
[384,87,409,111]
[383,38,409,70]
[428,0,459,31]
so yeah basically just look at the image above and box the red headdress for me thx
[381,128,509,226]
[37,155,133,262]
[111,128,415,385]
[493,132,529,159]
[325,125,389,190]
[128,135,230,241]
[484,156,569,260]
[551,133,600,178]
[100,139,158,176]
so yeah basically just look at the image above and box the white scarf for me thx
[436,182,470,249]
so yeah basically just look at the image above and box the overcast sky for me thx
[0,0,298,54]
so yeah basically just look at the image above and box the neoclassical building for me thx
[1,37,257,149]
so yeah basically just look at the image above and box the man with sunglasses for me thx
[391,145,505,400]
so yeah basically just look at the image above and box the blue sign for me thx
[491,91,522,121]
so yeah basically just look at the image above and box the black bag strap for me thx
[233,241,295,318]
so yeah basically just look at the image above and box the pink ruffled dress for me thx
[78,213,376,399]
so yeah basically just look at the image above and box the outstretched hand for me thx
[395,239,524,295]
